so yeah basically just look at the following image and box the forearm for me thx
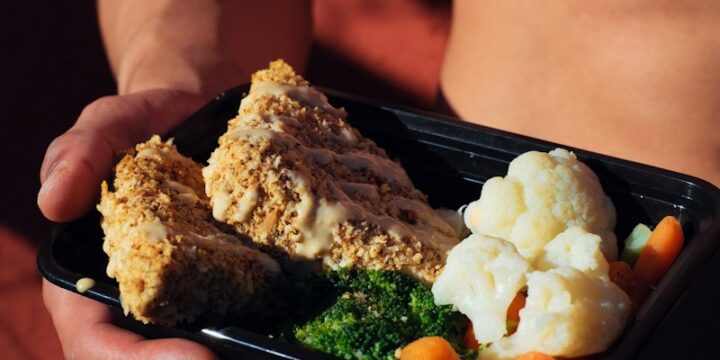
[98,0,312,97]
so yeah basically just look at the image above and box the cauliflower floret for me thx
[432,234,531,343]
[480,267,631,360]
[538,227,610,280]
[464,148,617,263]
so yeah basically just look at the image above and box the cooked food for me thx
[463,148,618,264]
[94,61,685,359]
[433,148,631,359]
[202,60,459,283]
[287,268,469,360]
[432,234,531,344]
[98,136,279,325]
[400,336,463,360]
[482,267,630,359]
[537,226,609,280]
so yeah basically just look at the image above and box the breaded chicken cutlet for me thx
[98,136,279,325]
[203,60,459,283]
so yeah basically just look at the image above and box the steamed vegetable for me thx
[432,235,532,344]
[608,261,634,295]
[291,269,470,360]
[619,223,652,266]
[506,292,526,334]
[463,148,618,264]
[633,216,684,285]
[482,268,631,359]
[537,227,610,280]
[400,336,461,360]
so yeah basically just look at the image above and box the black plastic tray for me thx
[38,84,720,359]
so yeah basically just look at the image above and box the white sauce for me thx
[231,187,259,223]
[135,220,168,241]
[135,147,185,163]
[212,188,232,222]
[243,81,345,118]
[209,80,460,260]
[76,277,95,293]
[165,180,199,204]
[305,147,413,188]
[339,182,380,201]
[227,127,281,142]
[185,231,281,274]
[286,170,455,259]
[335,152,413,188]
[295,199,351,258]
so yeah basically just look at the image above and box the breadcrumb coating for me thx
[98,136,279,325]
[203,60,459,283]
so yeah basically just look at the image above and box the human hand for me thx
[38,89,206,221]
[43,279,218,360]
[38,89,215,359]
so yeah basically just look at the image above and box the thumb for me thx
[38,89,205,222]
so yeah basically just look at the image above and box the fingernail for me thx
[38,160,68,202]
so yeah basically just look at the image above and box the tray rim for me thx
[38,83,720,360]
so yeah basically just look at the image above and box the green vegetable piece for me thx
[620,223,652,266]
[290,269,473,360]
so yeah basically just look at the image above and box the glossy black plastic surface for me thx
[38,84,720,359]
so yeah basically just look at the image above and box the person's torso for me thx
[312,0,720,186]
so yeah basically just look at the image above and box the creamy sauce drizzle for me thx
[231,186,259,223]
[286,170,458,259]
[135,220,168,241]
[212,188,232,222]
[226,126,412,188]
[135,147,186,163]
[76,277,95,293]
[165,180,199,204]
[242,81,346,118]
[209,80,460,259]
[185,231,281,274]
[339,182,380,201]
[306,148,413,187]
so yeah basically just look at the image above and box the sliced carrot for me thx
[633,216,684,285]
[400,336,460,360]
[505,292,527,335]
[507,292,526,323]
[464,323,480,350]
[608,261,634,294]
[514,351,556,360]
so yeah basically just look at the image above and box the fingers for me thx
[43,280,218,360]
[38,89,205,222]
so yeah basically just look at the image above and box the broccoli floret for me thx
[290,269,471,360]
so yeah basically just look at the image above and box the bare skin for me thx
[443,0,720,186]
[39,1,311,358]
[39,1,719,358]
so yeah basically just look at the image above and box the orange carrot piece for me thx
[514,351,556,360]
[608,261,634,294]
[633,216,684,285]
[507,292,527,323]
[464,323,480,350]
[400,336,460,360]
